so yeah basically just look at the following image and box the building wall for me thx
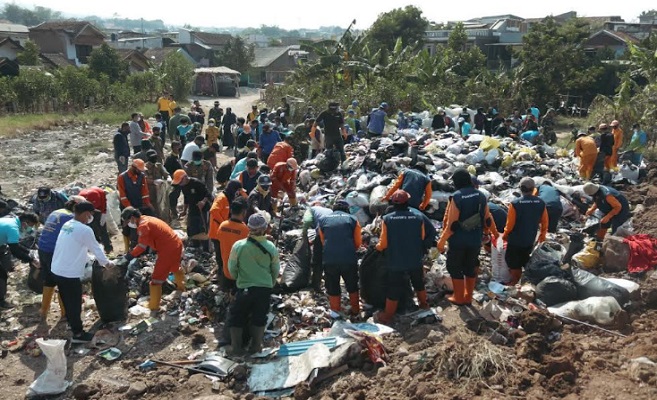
[29,31,67,54]
[113,37,163,50]
[178,30,191,44]
[0,32,28,46]
[0,46,19,60]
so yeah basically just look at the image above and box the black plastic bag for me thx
[92,261,129,323]
[524,242,568,285]
[359,249,387,308]
[281,238,311,292]
[317,149,341,173]
[27,263,43,294]
[536,277,578,306]
[569,267,630,306]
[563,233,585,264]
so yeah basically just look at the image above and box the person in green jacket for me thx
[627,123,648,166]
[227,213,280,355]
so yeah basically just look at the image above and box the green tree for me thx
[88,43,128,83]
[447,22,468,52]
[160,52,194,101]
[368,5,428,52]
[16,40,41,66]
[55,66,99,109]
[213,36,255,72]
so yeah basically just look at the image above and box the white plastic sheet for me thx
[27,339,70,396]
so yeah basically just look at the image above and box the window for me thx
[75,45,93,64]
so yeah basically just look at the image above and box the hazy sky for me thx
[4,0,655,29]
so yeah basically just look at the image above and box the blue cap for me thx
[380,102,389,109]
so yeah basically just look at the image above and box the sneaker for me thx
[71,331,94,343]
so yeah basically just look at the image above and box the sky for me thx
[4,0,655,29]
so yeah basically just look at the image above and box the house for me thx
[115,49,151,72]
[178,29,232,67]
[602,21,657,41]
[142,47,196,67]
[583,30,640,58]
[39,52,75,69]
[108,36,175,50]
[246,45,308,85]
[0,38,24,61]
[0,23,29,46]
[29,20,105,65]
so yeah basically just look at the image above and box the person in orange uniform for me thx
[502,178,549,285]
[121,207,185,314]
[610,120,623,169]
[209,180,247,279]
[117,159,152,252]
[383,163,432,211]
[266,135,294,170]
[437,169,498,305]
[574,131,598,180]
[217,198,249,292]
[270,158,298,207]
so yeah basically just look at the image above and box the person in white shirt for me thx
[51,201,114,343]
[181,135,205,164]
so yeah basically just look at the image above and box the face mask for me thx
[258,185,270,194]
[193,160,202,166]
[87,215,94,224]
[128,221,137,229]
[22,225,34,236]
[208,123,215,127]
[149,157,158,163]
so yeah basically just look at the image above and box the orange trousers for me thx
[579,154,596,179]
[604,155,614,171]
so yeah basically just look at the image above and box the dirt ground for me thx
[1,104,657,400]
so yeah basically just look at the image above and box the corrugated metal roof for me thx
[253,46,290,68]
[194,66,240,76]
[0,23,29,33]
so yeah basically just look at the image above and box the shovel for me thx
[190,204,210,242]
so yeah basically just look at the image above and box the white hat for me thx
[583,182,600,196]
[457,117,465,123]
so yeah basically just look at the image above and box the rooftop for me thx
[253,46,293,68]
[30,20,105,38]
[0,23,29,34]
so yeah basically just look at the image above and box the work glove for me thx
[154,179,164,186]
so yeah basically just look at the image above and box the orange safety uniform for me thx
[217,219,249,279]
[271,162,297,200]
[117,169,151,208]
[266,142,294,170]
[208,191,247,240]
[575,135,598,180]
[130,216,183,282]
[611,127,623,169]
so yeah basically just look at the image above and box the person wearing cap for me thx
[383,163,432,211]
[502,177,549,285]
[583,182,630,240]
[627,123,648,166]
[32,187,69,223]
[37,197,85,318]
[431,107,446,131]
[271,158,299,207]
[236,140,257,163]
[79,187,113,253]
[266,135,295,170]
[221,107,237,150]
[132,139,154,163]
[301,202,332,291]
[375,190,430,324]
[114,122,131,173]
[246,104,259,122]
[238,158,262,194]
[598,123,615,171]
[575,130,598,180]
[185,149,214,194]
[247,175,275,220]
[129,112,148,153]
[0,212,39,309]
[533,182,563,234]
[209,101,224,126]
[168,106,184,143]
[258,123,282,163]
[318,200,363,317]
[51,202,113,342]
[227,213,280,355]
[313,102,347,162]
[458,116,472,138]
[144,152,170,220]
[209,180,247,272]
[172,170,213,250]
[117,159,152,252]
[366,102,389,139]
[610,120,623,169]
[181,135,205,164]
[437,169,498,305]
[216,198,249,291]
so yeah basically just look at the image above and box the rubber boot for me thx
[229,327,245,356]
[447,279,465,305]
[57,292,66,319]
[376,299,398,324]
[464,277,477,305]
[40,286,55,319]
[123,235,130,254]
[329,295,341,313]
[596,228,607,241]
[149,284,163,311]
[173,269,186,292]
[508,269,522,286]
[349,291,360,315]
[416,290,430,309]
[248,326,266,354]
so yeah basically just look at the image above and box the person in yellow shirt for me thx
[156,92,171,138]
[610,120,623,169]
[247,105,259,122]
[168,94,177,118]
[574,131,598,180]
[206,118,221,147]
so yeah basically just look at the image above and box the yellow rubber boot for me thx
[173,269,186,292]
[40,286,55,318]
[149,284,163,311]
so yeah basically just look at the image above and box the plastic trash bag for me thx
[571,241,601,269]
[620,164,639,182]
[92,261,129,323]
[446,143,462,155]
[524,242,567,285]
[27,339,70,396]
[369,185,389,216]
[480,136,500,151]
[105,189,122,236]
[614,218,634,238]
[346,191,370,208]
[548,296,622,326]
[465,149,485,164]
[317,148,341,173]
[484,148,500,165]
[569,267,630,306]
[359,249,387,308]
[536,276,578,306]
[281,238,311,292]
[27,251,43,294]
[491,238,511,284]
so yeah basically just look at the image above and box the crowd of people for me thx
[0,95,641,354]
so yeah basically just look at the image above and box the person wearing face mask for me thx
[51,202,114,342]
[270,158,299,207]
[32,187,69,224]
[144,151,170,220]
[247,175,275,220]
[117,159,153,252]
[176,118,192,147]
[171,170,213,250]
[185,150,215,194]
[209,180,247,276]
[121,207,185,315]
[216,198,249,292]
[113,122,131,173]
[266,135,295,170]
[206,118,221,150]
[0,212,40,309]
[79,187,113,253]
[238,158,262,194]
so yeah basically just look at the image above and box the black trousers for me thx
[169,186,182,218]
[229,287,272,328]
[446,246,480,279]
[325,135,346,162]
[386,268,424,301]
[160,111,170,139]
[53,274,83,334]
[505,244,533,271]
[0,246,11,302]
[116,157,128,174]
[324,263,358,296]
[38,250,56,287]
[310,235,323,289]
[90,211,112,252]
[547,207,563,233]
